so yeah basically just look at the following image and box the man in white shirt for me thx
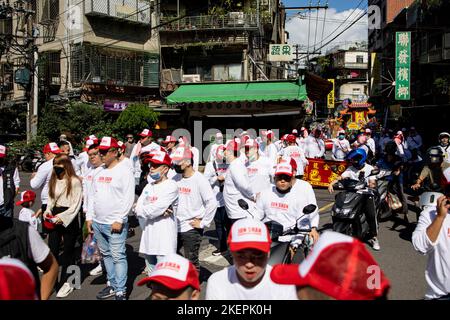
[86,137,135,300]
[30,143,61,215]
[205,218,297,300]
[223,139,259,225]
[279,134,308,178]
[130,129,162,185]
[171,147,217,272]
[244,139,273,198]
[304,129,325,159]
[412,188,450,300]
[0,145,20,218]
[332,129,351,161]
[207,132,224,163]
[365,129,376,158]
[438,132,450,166]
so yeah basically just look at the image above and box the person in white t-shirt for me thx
[16,190,39,231]
[135,151,179,275]
[171,147,217,272]
[244,139,273,198]
[304,129,325,159]
[130,129,162,185]
[412,178,450,300]
[332,129,351,161]
[364,129,376,159]
[205,218,297,300]
[261,131,279,165]
[279,134,308,178]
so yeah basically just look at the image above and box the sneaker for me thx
[89,263,103,276]
[56,282,74,298]
[212,249,222,256]
[368,237,381,251]
[115,292,127,300]
[96,286,116,300]
[37,267,44,273]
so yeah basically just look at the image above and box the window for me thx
[0,64,14,93]
[356,55,364,64]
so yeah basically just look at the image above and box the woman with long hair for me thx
[43,154,82,298]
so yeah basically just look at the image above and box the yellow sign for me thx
[347,122,359,130]
[327,79,335,109]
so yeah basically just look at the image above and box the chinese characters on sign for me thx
[395,32,411,100]
[268,44,295,62]
[327,79,335,109]
[303,158,349,187]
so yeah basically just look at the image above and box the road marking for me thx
[319,202,334,213]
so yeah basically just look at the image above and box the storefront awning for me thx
[166,80,308,104]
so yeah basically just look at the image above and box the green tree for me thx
[114,103,159,138]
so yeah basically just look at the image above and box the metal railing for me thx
[160,13,259,31]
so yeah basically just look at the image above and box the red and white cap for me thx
[244,138,259,149]
[266,130,274,140]
[228,218,271,253]
[216,145,226,161]
[365,128,372,134]
[270,231,391,300]
[279,156,297,173]
[281,134,289,141]
[85,134,97,141]
[292,129,298,134]
[301,127,306,131]
[148,150,172,167]
[99,137,119,150]
[241,135,250,146]
[275,163,294,177]
[15,190,36,206]
[0,145,6,158]
[117,141,126,151]
[226,138,240,152]
[338,128,346,134]
[163,135,177,144]
[0,258,37,300]
[170,147,193,162]
[86,138,98,148]
[286,134,297,143]
[42,142,61,154]
[139,129,153,137]
[137,254,200,291]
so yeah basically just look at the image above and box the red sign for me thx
[303,158,349,187]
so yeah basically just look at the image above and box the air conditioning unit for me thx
[182,74,201,83]
[229,12,244,25]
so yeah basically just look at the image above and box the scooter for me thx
[331,169,379,241]
[238,199,317,265]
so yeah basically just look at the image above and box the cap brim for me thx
[51,150,62,154]
[15,200,26,206]
[229,241,270,253]
[137,275,196,291]
[270,264,304,285]
[148,159,170,166]
[275,172,293,177]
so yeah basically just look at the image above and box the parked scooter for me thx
[238,199,317,265]
[19,149,44,172]
[331,169,379,241]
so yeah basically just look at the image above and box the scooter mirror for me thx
[238,199,249,210]
[370,168,380,176]
[302,204,317,215]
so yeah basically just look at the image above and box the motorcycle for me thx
[19,149,45,172]
[238,199,317,265]
[331,169,379,241]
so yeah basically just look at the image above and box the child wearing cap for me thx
[205,219,297,300]
[137,253,200,300]
[17,191,39,231]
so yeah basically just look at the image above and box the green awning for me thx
[166,80,308,104]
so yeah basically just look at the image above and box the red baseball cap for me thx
[0,258,37,300]
[279,156,297,173]
[148,150,172,167]
[286,134,297,144]
[170,147,193,162]
[163,136,177,144]
[98,137,120,150]
[227,218,271,253]
[0,145,6,158]
[43,214,57,231]
[275,163,294,177]
[137,254,200,291]
[15,191,36,206]
[139,129,153,137]
[117,141,126,151]
[85,134,98,142]
[266,130,274,140]
[42,142,61,154]
[270,231,391,300]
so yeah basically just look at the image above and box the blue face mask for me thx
[338,135,345,140]
[149,172,161,181]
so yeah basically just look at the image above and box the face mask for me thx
[173,164,183,174]
[53,166,65,176]
[338,135,345,140]
[149,172,161,181]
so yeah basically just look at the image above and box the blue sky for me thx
[283,0,368,13]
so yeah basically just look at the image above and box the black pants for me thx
[364,195,378,238]
[177,229,203,272]
[225,217,243,235]
[47,207,80,286]
[214,206,230,252]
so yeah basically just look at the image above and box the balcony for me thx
[420,48,444,64]
[85,0,151,25]
[159,13,259,32]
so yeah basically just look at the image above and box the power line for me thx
[319,1,329,49]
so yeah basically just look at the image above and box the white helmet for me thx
[419,192,444,210]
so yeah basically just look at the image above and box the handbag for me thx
[387,192,403,210]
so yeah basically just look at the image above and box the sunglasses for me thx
[276,174,292,182]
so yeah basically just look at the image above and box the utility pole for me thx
[26,0,37,143]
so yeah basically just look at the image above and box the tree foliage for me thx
[114,103,159,138]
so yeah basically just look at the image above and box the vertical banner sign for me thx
[395,32,411,100]
[327,79,335,108]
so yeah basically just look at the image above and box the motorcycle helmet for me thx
[427,147,444,164]
[439,132,450,146]
[346,148,367,169]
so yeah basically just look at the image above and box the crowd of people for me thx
[0,124,449,301]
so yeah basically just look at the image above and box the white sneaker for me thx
[56,282,74,298]
[368,238,381,251]
[89,263,103,276]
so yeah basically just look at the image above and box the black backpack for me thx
[0,217,41,298]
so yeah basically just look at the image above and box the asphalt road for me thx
[14,171,428,300]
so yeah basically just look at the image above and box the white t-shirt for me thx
[172,171,217,233]
[191,146,200,171]
[341,164,376,183]
[291,179,320,229]
[135,179,179,256]
[30,158,53,205]
[412,208,450,299]
[246,156,273,196]
[439,145,450,165]
[205,264,297,300]
[28,226,51,264]
[203,161,228,208]
[18,207,39,231]
[279,145,308,175]
[332,139,350,161]
[304,136,325,158]
[82,166,103,213]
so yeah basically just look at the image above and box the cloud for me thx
[285,8,368,54]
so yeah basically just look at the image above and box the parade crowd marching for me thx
[0,125,449,301]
